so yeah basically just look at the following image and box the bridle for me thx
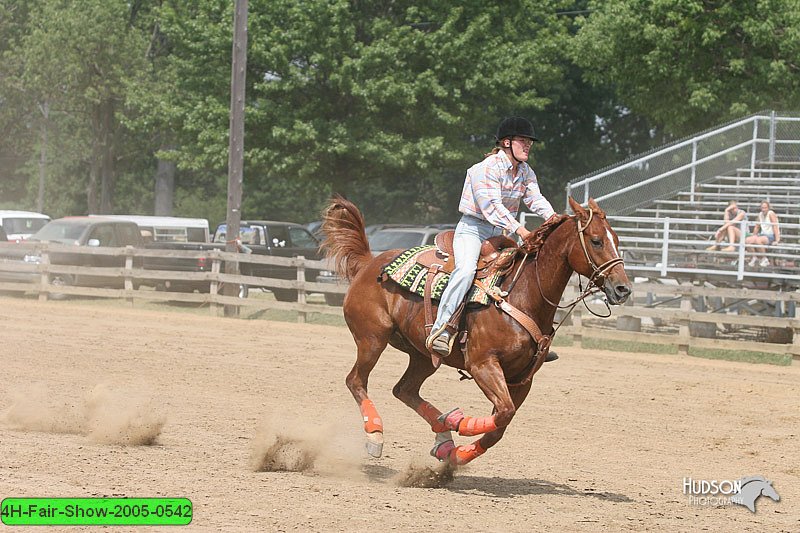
[575,208,625,287]
[534,209,624,316]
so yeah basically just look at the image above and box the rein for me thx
[475,209,625,387]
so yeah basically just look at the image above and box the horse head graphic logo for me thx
[729,476,780,513]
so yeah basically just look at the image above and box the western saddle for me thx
[415,230,520,367]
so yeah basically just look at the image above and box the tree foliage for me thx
[573,0,800,135]
[8,0,770,225]
[0,0,149,216]
[149,0,579,223]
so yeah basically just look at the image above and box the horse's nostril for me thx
[616,285,631,295]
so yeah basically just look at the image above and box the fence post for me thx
[210,253,221,315]
[296,256,307,323]
[768,110,777,164]
[792,298,800,360]
[568,279,583,347]
[749,117,758,179]
[38,244,49,302]
[677,284,691,355]
[660,218,670,278]
[571,305,582,348]
[564,184,571,211]
[124,247,134,306]
[737,218,747,281]
[689,140,697,203]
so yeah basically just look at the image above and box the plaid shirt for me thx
[459,150,555,233]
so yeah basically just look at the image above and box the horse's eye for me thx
[591,238,602,248]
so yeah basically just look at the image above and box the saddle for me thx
[416,230,518,275]
[418,230,519,367]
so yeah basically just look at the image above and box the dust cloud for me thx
[394,461,456,488]
[250,411,366,480]
[250,411,460,487]
[1,383,165,445]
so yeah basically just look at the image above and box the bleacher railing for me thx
[609,215,800,284]
[566,111,800,215]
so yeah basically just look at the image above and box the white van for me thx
[0,210,51,241]
[88,214,210,243]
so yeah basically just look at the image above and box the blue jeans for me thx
[431,215,505,333]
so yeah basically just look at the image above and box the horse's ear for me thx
[568,197,588,219]
[588,198,606,218]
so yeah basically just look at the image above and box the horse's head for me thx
[567,197,632,305]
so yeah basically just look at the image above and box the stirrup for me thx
[426,325,455,356]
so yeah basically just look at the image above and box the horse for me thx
[320,195,632,467]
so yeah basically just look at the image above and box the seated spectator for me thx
[745,200,781,267]
[706,200,747,252]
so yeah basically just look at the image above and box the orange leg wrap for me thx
[359,399,383,434]
[457,415,498,436]
[415,401,446,433]
[449,440,487,466]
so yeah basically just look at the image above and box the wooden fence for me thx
[1,243,797,358]
[560,281,800,359]
[0,243,347,322]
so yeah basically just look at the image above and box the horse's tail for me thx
[320,194,373,281]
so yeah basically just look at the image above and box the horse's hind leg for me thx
[392,350,443,428]
[391,350,456,458]
[345,330,391,458]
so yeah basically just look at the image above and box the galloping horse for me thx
[321,195,632,467]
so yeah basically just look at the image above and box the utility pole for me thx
[224,0,248,316]
[37,101,49,213]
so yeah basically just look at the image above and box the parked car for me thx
[0,225,7,242]
[364,223,416,237]
[90,214,210,243]
[213,221,323,301]
[0,217,142,297]
[141,220,323,300]
[368,226,444,252]
[317,224,454,306]
[0,210,51,241]
[305,220,323,239]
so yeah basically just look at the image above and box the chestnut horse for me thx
[321,196,632,467]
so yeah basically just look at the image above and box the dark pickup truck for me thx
[0,217,143,294]
[143,220,323,300]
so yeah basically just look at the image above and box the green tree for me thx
[0,0,149,216]
[148,0,577,224]
[573,0,800,135]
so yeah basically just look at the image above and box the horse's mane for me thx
[520,213,571,255]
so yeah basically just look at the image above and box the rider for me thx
[425,116,558,357]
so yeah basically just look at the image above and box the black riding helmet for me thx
[495,116,539,142]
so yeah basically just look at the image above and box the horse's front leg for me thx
[460,380,533,465]
[436,357,525,466]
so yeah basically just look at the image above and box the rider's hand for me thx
[516,226,532,241]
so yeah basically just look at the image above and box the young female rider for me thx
[425,116,557,356]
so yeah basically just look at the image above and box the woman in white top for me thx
[745,200,781,267]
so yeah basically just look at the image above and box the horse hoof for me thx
[365,431,384,458]
[430,431,455,461]
[430,439,455,461]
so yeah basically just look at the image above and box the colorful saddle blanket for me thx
[382,245,505,305]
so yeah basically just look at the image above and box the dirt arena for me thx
[1,297,798,532]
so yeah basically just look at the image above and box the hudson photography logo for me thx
[683,476,780,512]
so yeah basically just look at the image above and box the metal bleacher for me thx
[564,111,800,291]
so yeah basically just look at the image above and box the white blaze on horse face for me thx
[605,228,620,258]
